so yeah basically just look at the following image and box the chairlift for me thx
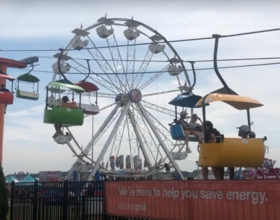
[73,60,100,115]
[196,93,266,168]
[44,81,85,126]
[15,64,40,100]
[44,49,86,132]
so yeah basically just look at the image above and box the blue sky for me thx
[1,1,280,175]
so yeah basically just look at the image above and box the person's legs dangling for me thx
[202,167,209,180]
[191,130,204,144]
[184,130,192,153]
[212,167,221,180]
[54,124,63,135]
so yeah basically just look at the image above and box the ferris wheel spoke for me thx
[134,117,159,167]
[125,114,139,169]
[107,117,126,166]
[96,93,115,99]
[125,115,134,169]
[133,105,174,167]
[141,100,175,117]
[132,105,163,165]
[83,102,116,119]
[88,101,131,180]
[143,109,180,151]
[94,107,122,145]
[86,48,121,91]
[132,49,154,89]
[142,89,180,98]
[86,36,127,93]
[65,127,82,151]
[105,30,128,91]
[70,59,119,94]
[138,64,169,91]
[70,107,122,176]
[137,102,184,179]
[127,108,152,170]
[65,103,121,179]
[125,39,137,91]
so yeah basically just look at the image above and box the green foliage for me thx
[0,164,8,220]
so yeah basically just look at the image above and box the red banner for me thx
[106,180,280,220]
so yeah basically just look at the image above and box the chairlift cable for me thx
[1,27,280,52]
[36,56,280,63]
[15,61,280,75]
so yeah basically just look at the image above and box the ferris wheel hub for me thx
[129,89,142,103]
[115,89,142,105]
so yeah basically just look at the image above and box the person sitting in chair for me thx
[54,96,78,136]
[177,111,204,153]
[188,114,204,142]
[228,125,252,180]
[0,84,10,93]
[177,111,192,153]
[203,121,223,180]
[0,84,10,114]
[237,125,250,138]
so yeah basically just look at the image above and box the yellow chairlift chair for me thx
[195,93,267,168]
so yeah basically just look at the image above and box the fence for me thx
[9,180,105,220]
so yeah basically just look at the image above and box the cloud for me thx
[7,105,45,117]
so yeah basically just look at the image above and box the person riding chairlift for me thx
[203,121,223,180]
[228,125,252,180]
[54,96,78,137]
[177,111,204,153]
[0,84,10,114]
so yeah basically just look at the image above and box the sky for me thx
[1,1,280,176]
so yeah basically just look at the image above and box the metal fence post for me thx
[10,181,14,220]
[82,196,86,220]
[103,179,109,220]
[33,180,38,220]
[62,180,69,220]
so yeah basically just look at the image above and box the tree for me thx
[0,164,8,220]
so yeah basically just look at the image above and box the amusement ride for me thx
[0,16,276,181]
[46,16,195,181]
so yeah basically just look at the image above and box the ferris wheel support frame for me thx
[127,108,152,170]
[87,101,131,181]
[137,102,184,179]
[65,103,121,179]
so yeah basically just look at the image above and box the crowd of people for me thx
[177,110,253,180]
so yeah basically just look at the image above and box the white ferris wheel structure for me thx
[49,16,195,181]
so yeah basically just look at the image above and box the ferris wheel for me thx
[45,16,195,180]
